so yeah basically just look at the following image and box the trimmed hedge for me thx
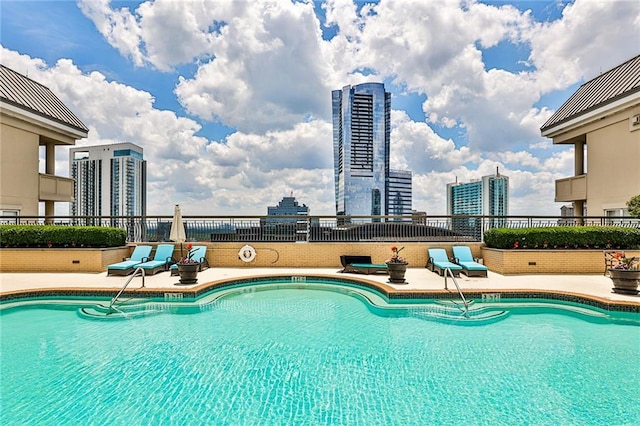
[0,225,126,248]
[484,226,640,250]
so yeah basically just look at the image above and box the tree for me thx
[627,194,640,218]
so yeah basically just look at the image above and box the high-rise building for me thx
[446,169,509,238]
[70,143,146,222]
[388,170,412,219]
[332,82,412,219]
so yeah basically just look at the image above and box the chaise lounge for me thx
[170,246,210,276]
[426,248,462,277]
[107,245,152,276]
[138,244,175,275]
[452,245,488,277]
[340,255,388,275]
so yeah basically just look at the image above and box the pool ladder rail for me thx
[108,267,145,314]
[443,267,470,318]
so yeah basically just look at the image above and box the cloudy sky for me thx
[2,0,639,216]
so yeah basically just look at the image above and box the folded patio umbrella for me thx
[170,204,186,258]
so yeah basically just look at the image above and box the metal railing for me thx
[443,267,469,318]
[108,267,145,314]
[2,214,638,243]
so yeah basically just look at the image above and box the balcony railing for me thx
[39,174,74,202]
[2,214,638,243]
[555,174,587,202]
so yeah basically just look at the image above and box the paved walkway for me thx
[1,268,639,305]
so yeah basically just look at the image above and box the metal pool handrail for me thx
[108,267,145,314]
[444,267,469,318]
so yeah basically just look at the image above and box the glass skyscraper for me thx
[70,143,146,223]
[446,170,509,238]
[332,82,411,219]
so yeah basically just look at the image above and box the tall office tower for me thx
[333,82,411,220]
[70,143,146,222]
[388,170,412,219]
[446,169,509,238]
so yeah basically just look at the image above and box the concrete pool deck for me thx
[1,267,639,307]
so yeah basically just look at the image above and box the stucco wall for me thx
[586,105,640,215]
[0,122,40,215]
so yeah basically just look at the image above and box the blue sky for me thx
[1,0,639,215]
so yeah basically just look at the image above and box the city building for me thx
[388,170,412,219]
[266,195,309,223]
[446,170,509,238]
[332,82,412,220]
[69,143,146,222]
[541,54,640,219]
[264,195,314,242]
[0,64,88,218]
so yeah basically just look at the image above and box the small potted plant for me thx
[177,243,199,284]
[608,252,639,295]
[386,246,408,284]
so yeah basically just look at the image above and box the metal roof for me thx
[0,64,89,133]
[540,54,640,133]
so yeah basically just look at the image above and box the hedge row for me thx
[484,226,640,250]
[0,225,126,248]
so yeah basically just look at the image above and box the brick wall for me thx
[0,243,483,272]
[482,248,640,275]
[0,247,130,272]
[204,242,486,268]
[4,244,629,274]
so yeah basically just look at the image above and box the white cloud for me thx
[6,0,638,217]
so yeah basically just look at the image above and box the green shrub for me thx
[0,225,126,248]
[484,226,640,250]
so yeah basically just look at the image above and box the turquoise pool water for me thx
[1,287,639,425]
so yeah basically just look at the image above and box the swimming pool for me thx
[1,281,639,425]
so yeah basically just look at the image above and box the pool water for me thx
[1,288,639,425]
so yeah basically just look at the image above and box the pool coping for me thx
[2,273,639,313]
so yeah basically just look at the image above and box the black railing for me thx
[2,215,638,243]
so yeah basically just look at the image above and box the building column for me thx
[574,141,585,225]
[574,141,584,176]
[44,143,55,223]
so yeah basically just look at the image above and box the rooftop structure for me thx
[0,64,88,217]
[541,54,640,218]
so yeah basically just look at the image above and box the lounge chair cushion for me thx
[138,244,175,274]
[340,255,388,275]
[427,248,462,275]
[452,246,488,276]
[107,245,152,275]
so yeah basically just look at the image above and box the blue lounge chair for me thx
[107,245,152,276]
[452,246,488,277]
[340,255,388,275]
[426,248,462,277]
[170,246,209,276]
[138,244,175,275]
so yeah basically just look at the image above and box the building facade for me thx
[388,170,412,219]
[0,65,88,218]
[541,54,640,218]
[69,143,146,221]
[332,82,412,219]
[266,195,310,224]
[447,171,509,238]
